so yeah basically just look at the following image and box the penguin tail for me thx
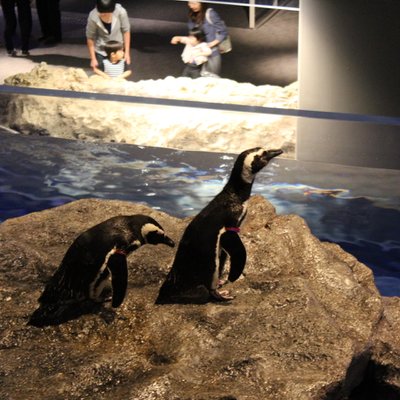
[28,303,63,327]
[155,272,176,304]
[155,283,172,304]
[28,301,101,327]
[156,284,210,305]
[156,268,211,304]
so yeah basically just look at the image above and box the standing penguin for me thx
[156,147,283,304]
[29,214,174,326]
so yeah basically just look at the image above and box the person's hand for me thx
[170,36,180,44]
[125,53,131,65]
[207,40,219,49]
[90,58,98,69]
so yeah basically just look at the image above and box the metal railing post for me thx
[249,0,256,29]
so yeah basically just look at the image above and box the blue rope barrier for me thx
[1,84,399,127]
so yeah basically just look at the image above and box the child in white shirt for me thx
[171,28,212,78]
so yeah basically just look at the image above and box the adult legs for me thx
[36,0,49,38]
[16,0,32,51]
[36,0,61,42]
[1,0,17,52]
[47,0,62,42]
[203,53,221,77]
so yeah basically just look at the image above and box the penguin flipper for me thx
[220,230,247,283]
[107,252,128,308]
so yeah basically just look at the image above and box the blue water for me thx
[1,131,399,296]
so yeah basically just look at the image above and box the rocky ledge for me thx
[0,63,297,156]
[0,197,398,399]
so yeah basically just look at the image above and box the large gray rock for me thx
[0,63,297,157]
[0,196,397,399]
[369,297,400,399]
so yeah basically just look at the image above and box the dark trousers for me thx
[1,0,32,51]
[95,52,107,71]
[182,63,202,79]
[36,0,62,41]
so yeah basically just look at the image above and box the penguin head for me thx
[237,147,283,184]
[141,222,175,248]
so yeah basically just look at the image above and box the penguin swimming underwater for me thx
[156,147,283,304]
[29,214,175,327]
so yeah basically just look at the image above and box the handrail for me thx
[1,84,399,127]
[175,0,299,12]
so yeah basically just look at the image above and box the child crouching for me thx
[94,40,132,79]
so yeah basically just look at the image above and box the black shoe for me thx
[21,50,30,56]
[7,49,17,57]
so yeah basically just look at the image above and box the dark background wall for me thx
[56,0,298,85]
[297,0,400,169]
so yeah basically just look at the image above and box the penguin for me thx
[156,147,283,304]
[29,214,175,327]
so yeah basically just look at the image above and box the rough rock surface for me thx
[367,297,400,399]
[0,63,297,156]
[1,196,398,399]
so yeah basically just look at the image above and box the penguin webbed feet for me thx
[93,285,113,304]
[156,282,235,304]
[210,288,235,302]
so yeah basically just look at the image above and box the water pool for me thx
[1,130,399,296]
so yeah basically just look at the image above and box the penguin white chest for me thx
[89,248,115,300]
[212,228,226,290]
[239,201,248,224]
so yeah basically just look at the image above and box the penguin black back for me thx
[156,147,283,304]
[29,214,174,327]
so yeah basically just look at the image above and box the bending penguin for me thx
[156,147,283,304]
[29,214,175,327]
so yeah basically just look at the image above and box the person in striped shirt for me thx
[93,40,132,79]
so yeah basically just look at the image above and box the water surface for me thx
[1,130,399,296]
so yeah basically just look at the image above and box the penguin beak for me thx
[162,235,175,248]
[265,149,283,161]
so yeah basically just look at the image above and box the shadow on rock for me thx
[28,300,115,327]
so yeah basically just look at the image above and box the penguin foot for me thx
[93,286,112,303]
[218,279,228,288]
[210,289,235,302]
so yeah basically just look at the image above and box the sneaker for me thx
[7,49,17,57]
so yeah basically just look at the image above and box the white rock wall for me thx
[2,63,298,155]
